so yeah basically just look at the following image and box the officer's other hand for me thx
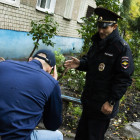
[64,57,80,69]
[51,65,58,80]
[101,101,113,115]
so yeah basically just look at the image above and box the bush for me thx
[54,50,86,94]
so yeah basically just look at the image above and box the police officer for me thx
[64,7,134,140]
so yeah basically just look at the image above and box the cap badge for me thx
[99,16,103,21]
[98,63,105,71]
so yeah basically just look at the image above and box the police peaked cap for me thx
[33,49,56,67]
[94,7,123,28]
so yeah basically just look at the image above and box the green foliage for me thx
[54,51,86,93]
[73,106,82,116]
[54,50,65,77]
[29,14,58,47]
[28,13,58,58]
[128,31,140,61]
[95,0,121,13]
[77,15,97,54]
[126,29,140,90]
[133,55,140,90]
[135,78,140,90]
[129,17,140,32]
[120,95,126,104]
[117,112,128,124]
[61,69,86,93]
[119,0,140,90]
[68,102,82,116]
[130,0,140,18]
[65,102,82,129]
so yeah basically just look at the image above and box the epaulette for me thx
[119,39,128,47]
[113,39,127,53]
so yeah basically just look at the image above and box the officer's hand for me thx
[64,57,80,69]
[51,65,58,80]
[101,101,113,115]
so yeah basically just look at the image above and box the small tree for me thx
[77,15,97,54]
[27,13,58,60]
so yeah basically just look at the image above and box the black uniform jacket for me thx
[77,28,134,119]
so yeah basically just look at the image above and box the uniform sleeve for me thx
[109,45,134,102]
[77,46,93,71]
[43,83,62,131]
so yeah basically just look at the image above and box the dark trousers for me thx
[75,112,110,140]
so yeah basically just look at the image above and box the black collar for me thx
[92,28,120,50]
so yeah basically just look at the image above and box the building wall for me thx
[0,2,45,32]
[0,29,83,59]
[0,0,96,59]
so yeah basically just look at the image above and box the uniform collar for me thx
[92,28,120,49]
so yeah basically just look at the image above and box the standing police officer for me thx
[64,7,134,140]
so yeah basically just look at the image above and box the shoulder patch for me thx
[121,56,129,69]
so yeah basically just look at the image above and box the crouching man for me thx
[0,49,63,140]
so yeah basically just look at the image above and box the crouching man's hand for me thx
[51,65,58,80]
